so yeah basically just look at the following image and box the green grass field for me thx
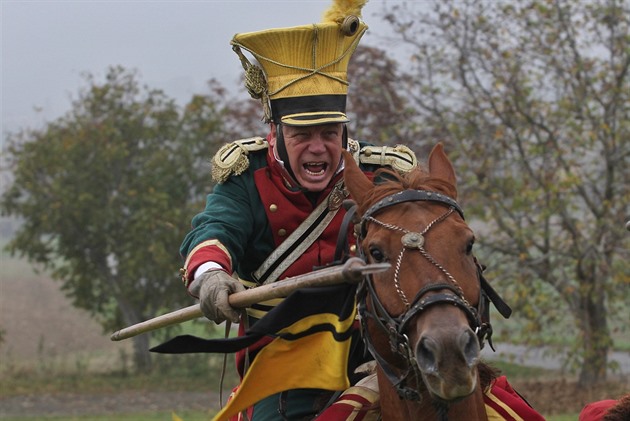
[0,355,587,420]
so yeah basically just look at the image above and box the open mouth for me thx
[303,162,328,176]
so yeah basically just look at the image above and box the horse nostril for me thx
[416,336,438,373]
[460,329,480,367]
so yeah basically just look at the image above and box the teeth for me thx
[304,162,326,176]
[305,168,325,176]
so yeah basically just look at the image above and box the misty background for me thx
[2,0,400,138]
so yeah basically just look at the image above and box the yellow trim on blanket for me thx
[484,389,525,421]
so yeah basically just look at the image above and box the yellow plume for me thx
[322,0,368,23]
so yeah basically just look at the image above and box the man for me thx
[177,1,415,420]
[168,1,545,420]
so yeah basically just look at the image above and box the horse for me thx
[342,143,510,421]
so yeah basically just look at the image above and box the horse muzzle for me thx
[415,326,481,402]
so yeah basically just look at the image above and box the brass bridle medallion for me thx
[401,232,424,249]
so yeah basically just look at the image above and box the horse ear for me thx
[342,150,372,205]
[428,143,458,197]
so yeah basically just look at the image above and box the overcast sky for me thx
[1,0,406,138]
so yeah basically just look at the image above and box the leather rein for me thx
[345,189,512,402]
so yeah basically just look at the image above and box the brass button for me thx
[269,204,278,212]
[350,245,357,253]
[278,229,287,237]
[363,148,372,157]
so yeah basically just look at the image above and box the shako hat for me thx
[231,0,368,126]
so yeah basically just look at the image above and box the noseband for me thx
[349,189,511,402]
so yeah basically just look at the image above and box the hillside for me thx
[0,255,132,371]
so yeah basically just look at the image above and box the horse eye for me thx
[466,238,475,255]
[369,246,386,262]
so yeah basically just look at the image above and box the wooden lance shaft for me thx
[110,257,389,341]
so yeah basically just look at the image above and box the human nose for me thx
[308,136,327,153]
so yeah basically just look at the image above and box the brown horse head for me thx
[343,144,487,415]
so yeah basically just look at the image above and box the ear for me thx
[342,150,372,206]
[428,143,458,197]
[268,123,278,147]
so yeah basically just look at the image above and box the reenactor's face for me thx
[276,123,344,192]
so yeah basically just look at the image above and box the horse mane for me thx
[479,361,501,391]
[356,166,458,216]
[603,393,630,421]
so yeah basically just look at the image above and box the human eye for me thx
[322,129,340,140]
[285,128,308,142]
[295,132,311,142]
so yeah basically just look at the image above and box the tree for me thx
[383,0,630,386]
[347,45,418,145]
[0,67,232,370]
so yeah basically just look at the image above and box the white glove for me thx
[189,270,245,324]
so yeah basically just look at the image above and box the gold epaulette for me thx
[211,137,269,184]
[353,141,417,173]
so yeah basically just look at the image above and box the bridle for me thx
[345,189,512,402]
